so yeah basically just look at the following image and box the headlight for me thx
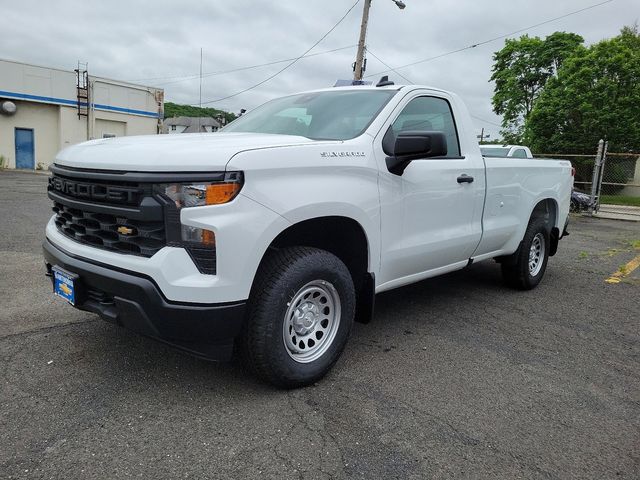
[155,175,242,209]
[153,172,243,274]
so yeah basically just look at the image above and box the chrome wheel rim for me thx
[529,233,545,276]
[283,280,341,364]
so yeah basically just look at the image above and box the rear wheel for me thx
[240,247,355,388]
[501,217,550,290]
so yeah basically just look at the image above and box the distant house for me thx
[162,116,221,134]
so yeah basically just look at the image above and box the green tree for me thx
[525,26,640,153]
[163,102,236,124]
[490,32,583,142]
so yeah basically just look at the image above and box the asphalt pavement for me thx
[1,170,638,479]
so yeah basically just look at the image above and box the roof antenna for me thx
[376,75,394,87]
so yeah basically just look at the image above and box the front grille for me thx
[48,174,144,206]
[48,165,222,273]
[52,202,166,257]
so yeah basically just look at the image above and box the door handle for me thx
[457,174,474,184]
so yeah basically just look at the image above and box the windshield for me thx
[222,90,397,141]
[480,147,510,157]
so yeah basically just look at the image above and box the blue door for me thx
[15,128,35,169]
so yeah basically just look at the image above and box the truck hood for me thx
[55,132,320,171]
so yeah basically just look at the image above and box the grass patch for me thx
[600,195,640,207]
[578,251,589,259]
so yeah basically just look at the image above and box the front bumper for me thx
[43,239,246,360]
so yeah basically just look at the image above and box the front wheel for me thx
[501,217,550,290]
[240,247,355,388]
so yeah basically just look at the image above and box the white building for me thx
[0,58,163,170]
[163,116,222,134]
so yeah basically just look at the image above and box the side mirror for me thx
[385,130,448,175]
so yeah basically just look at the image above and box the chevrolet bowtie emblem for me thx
[117,226,134,235]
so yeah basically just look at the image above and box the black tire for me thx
[240,247,355,388]
[570,199,579,213]
[501,216,550,290]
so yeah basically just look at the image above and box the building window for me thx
[103,134,116,138]
[171,125,177,131]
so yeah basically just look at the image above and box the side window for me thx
[390,96,461,157]
[512,148,527,158]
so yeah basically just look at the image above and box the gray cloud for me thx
[0,0,636,140]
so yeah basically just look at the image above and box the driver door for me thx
[374,93,484,288]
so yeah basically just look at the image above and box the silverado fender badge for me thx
[320,151,365,158]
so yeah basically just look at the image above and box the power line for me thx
[366,49,413,84]
[363,55,503,128]
[200,0,361,106]
[131,45,356,85]
[365,0,615,78]
[360,53,502,128]
[471,115,502,127]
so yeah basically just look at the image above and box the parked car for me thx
[44,82,573,387]
[570,189,594,212]
[481,145,533,158]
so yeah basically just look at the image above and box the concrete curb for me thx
[594,204,640,222]
[0,169,51,176]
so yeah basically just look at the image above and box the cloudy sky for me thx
[1,0,636,139]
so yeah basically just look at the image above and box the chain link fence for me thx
[535,141,640,218]
[599,152,640,197]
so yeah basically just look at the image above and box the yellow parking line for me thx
[605,254,640,284]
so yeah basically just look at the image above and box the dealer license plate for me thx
[52,267,77,305]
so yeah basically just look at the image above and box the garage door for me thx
[95,119,126,138]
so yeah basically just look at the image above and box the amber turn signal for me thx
[202,229,215,245]
[205,182,241,205]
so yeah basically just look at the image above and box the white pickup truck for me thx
[44,81,572,387]
[480,144,534,158]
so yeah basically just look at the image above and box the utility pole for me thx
[198,48,203,133]
[476,128,490,143]
[353,0,372,81]
[588,139,605,215]
[353,0,405,82]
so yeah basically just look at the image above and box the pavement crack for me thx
[0,319,94,342]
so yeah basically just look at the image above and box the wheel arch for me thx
[256,215,375,324]
[529,198,560,256]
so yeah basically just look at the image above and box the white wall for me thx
[0,100,60,169]
[620,157,640,197]
[0,58,164,169]
[0,59,77,106]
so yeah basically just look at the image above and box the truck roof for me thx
[295,83,453,96]
[481,145,527,149]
